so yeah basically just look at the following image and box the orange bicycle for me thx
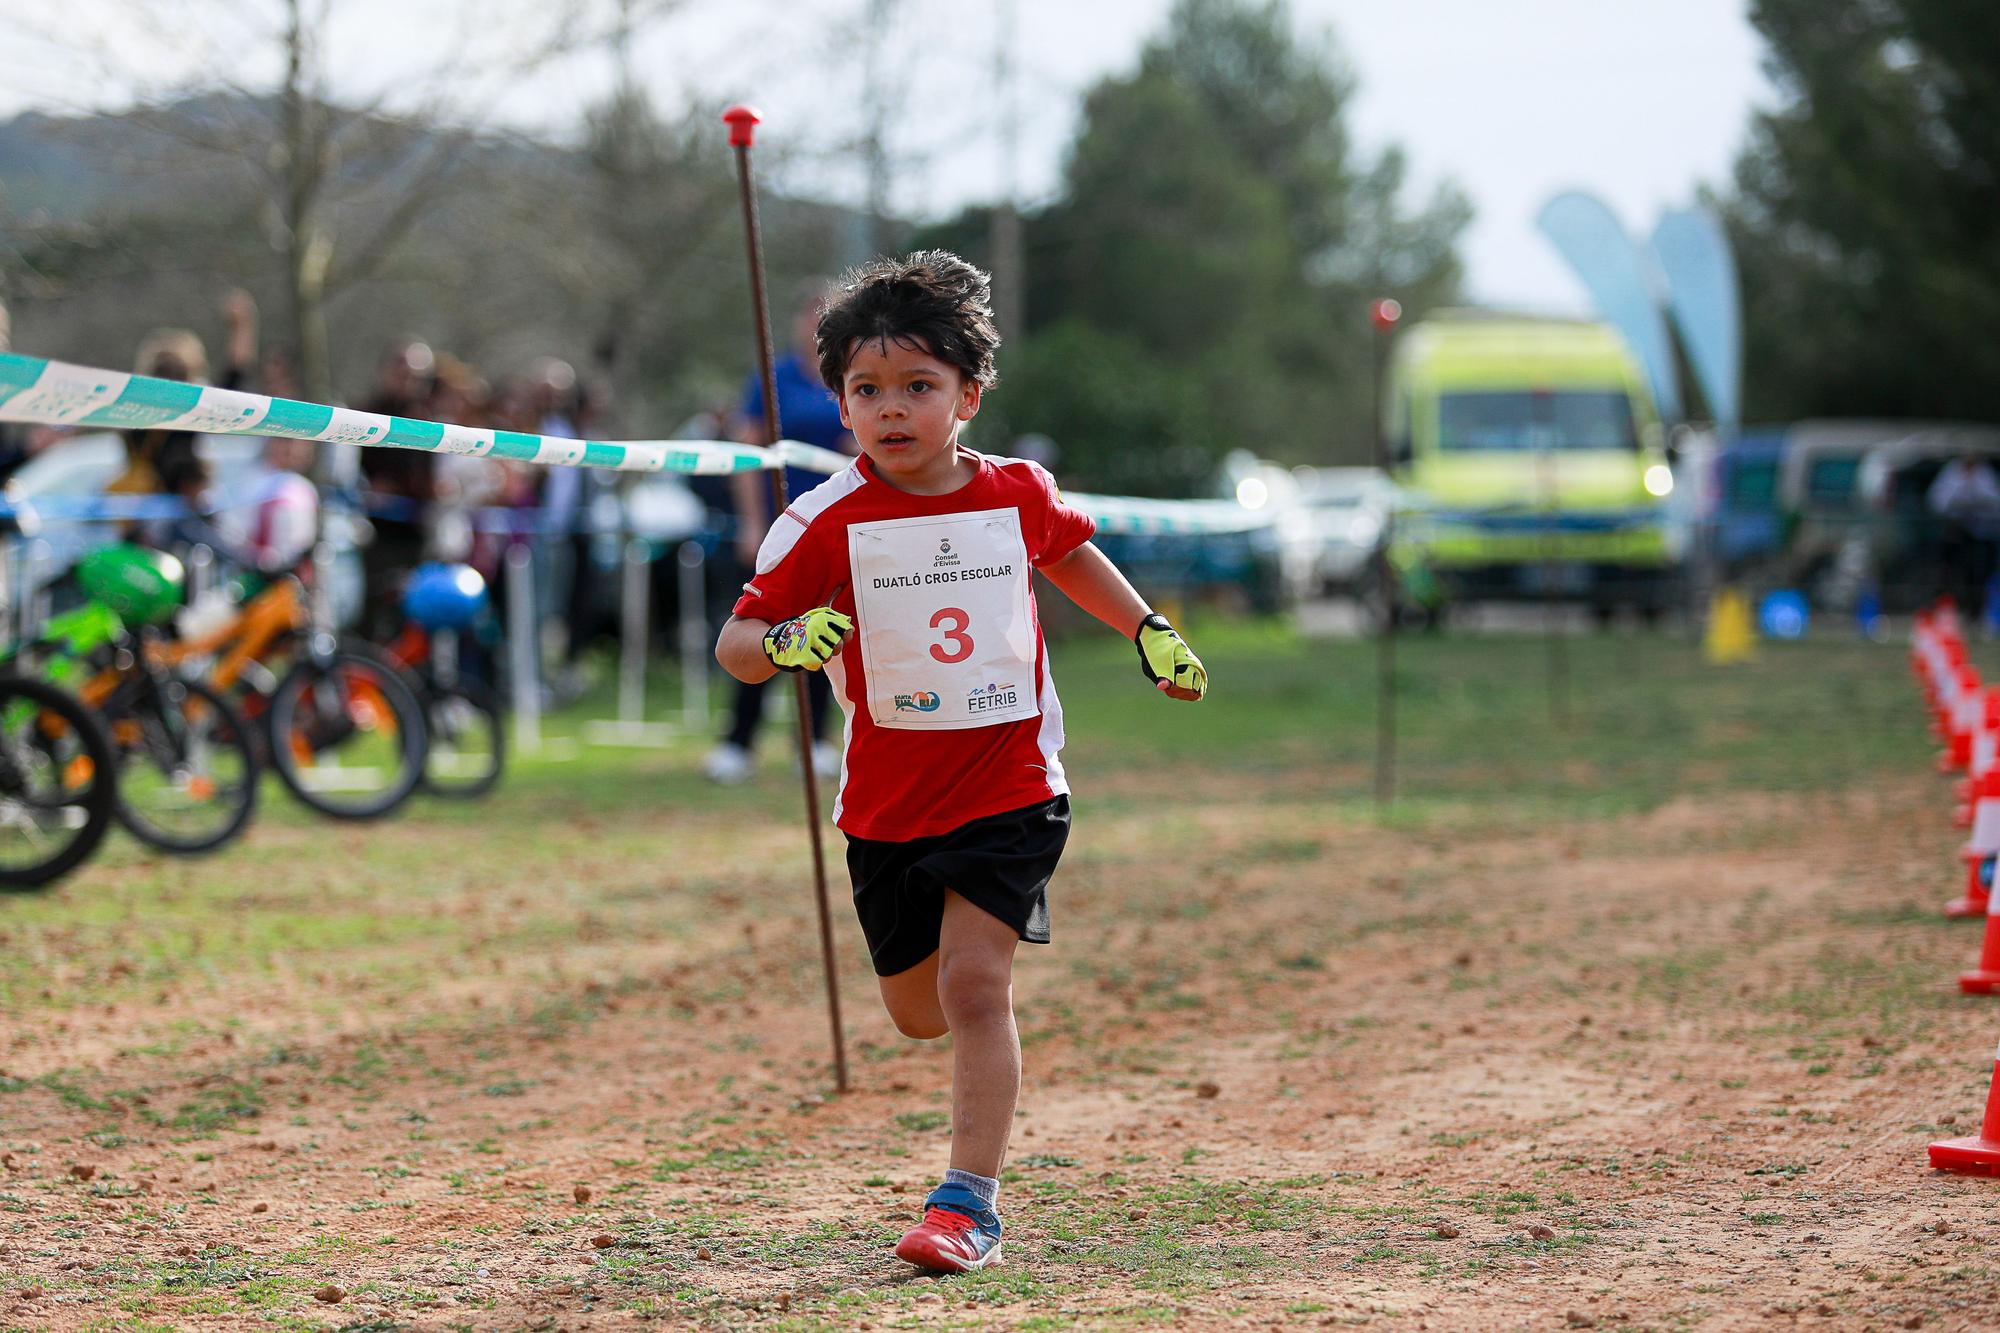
[160,576,428,820]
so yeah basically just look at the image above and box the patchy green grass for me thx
[0,627,1973,1330]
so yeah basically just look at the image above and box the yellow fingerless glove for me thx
[1134,613,1207,699]
[763,607,854,672]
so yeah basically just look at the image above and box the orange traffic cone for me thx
[1960,885,2000,992]
[1929,643,1966,738]
[1942,666,1982,772]
[1949,853,1996,921]
[1929,1039,2000,1175]
[1954,691,2000,827]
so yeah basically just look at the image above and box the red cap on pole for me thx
[1371,297,1403,332]
[723,104,761,148]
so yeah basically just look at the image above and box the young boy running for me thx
[715,251,1207,1273]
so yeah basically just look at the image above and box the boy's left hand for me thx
[1134,614,1207,701]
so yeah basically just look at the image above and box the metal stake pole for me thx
[618,537,648,727]
[506,542,540,756]
[677,539,710,730]
[1369,298,1402,816]
[726,103,849,1093]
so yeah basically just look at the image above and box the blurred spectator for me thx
[704,280,854,785]
[259,344,303,402]
[110,292,255,502]
[108,290,257,535]
[216,435,320,576]
[529,356,615,698]
[358,339,437,640]
[1929,453,2000,619]
[142,448,260,578]
[0,298,61,482]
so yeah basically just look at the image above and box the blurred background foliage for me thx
[1725,0,2000,424]
[1,0,1995,492]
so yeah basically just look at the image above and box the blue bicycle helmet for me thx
[402,562,488,631]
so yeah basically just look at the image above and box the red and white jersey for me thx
[734,449,1096,842]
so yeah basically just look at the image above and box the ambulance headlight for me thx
[1643,464,1674,498]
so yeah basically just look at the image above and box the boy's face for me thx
[836,336,981,487]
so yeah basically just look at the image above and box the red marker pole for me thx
[723,104,849,1094]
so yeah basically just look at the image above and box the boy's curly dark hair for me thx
[815,250,999,394]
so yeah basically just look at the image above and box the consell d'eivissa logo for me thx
[893,691,942,713]
[934,537,960,569]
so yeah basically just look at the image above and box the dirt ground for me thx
[3,769,1999,1331]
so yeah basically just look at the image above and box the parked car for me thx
[1776,420,1956,609]
[1282,466,1397,600]
[1710,428,1790,581]
[1857,426,2000,611]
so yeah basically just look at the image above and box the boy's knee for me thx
[936,955,1012,1021]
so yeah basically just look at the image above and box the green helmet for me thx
[75,544,185,626]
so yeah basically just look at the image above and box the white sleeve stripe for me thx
[753,464,868,576]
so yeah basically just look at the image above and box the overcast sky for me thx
[2,0,1775,312]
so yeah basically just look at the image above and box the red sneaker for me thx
[893,1187,1003,1273]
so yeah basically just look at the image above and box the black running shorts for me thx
[843,796,1070,977]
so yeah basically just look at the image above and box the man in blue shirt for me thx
[704,282,856,785]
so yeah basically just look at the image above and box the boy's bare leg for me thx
[878,953,947,1040]
[935,891,1021,1179]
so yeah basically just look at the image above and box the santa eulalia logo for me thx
[894,691,942,713]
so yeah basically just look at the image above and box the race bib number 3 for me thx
[848,508,1042,730]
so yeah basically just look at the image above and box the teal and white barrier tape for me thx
[0,351,772,476]
[0,352,1273,536]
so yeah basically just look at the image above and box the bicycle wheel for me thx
[421,677,505,799]
[0,675,117,889]
[266,649,427,820]
[110,674,259,855]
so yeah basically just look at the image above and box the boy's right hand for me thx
[763,607,854,672]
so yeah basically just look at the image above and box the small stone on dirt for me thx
[1932,1221,1950,1235]
[1434,1224,1461,1239]
[776,1293,791,1311]
[574,1184,592,1205]
[1528,1224,1556,1241]
[1453,951,1473,967]
[1902,1317,1924,1330]
[1939,1114,1956,1126]
[696,1246,713,1261]
[250,1202,268,1214]
[68,1164,95,1181]
[313,1286,344,1304]
[589,1234,616,1249]
[1195,1081,1221,1099]
[1565,1313,1595,1328]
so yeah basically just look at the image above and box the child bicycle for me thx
[2,544,259,857]
[157,565,429,821]
[0,672,117,889]
[377,563,505,799]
